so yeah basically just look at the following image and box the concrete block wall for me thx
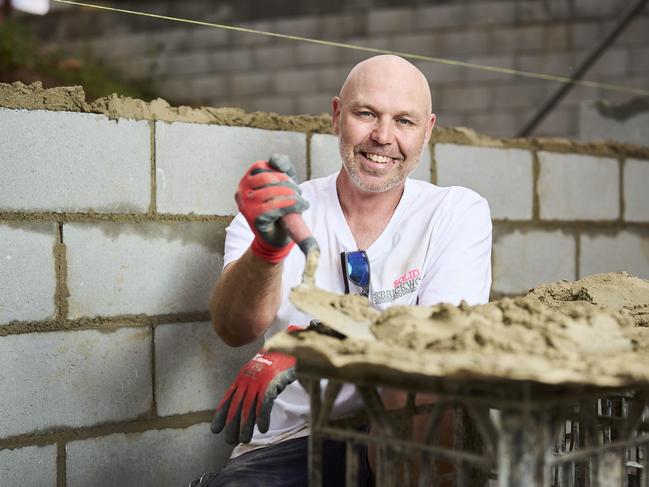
[1,99,649,486]
[39,0,649,139]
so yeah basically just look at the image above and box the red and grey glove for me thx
[235,154,308,264]
[211,328,302,444]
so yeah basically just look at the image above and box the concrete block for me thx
[156,122,307,214]
[414,2,515,29]
[0,223,57,324]
[437,85,492,112]
[617,16,649,45]
[538,152,619,221]
[435,145,534,220]
[493,228,576,295]
[209,49,253,72]
[187,74,229,101]
[229,72,272,96]
[66,424,231,487]
[231,20,273,46]
[579,101,649,146]
[438,30,492,55]
[580,231,649,279]
[0,109,150,213]
[311,133,341,179]
[588,48,629,77]
[342,37,391,63]
[296,93,334,116]
[367,8,413,34]
[272,17,321,38]
[463,111,522,138]
[318,66,352,91]
[417,60,466,84]
[572,22,605,48]
[390,33,437,57]
[189,26,231,49]
[463,54,517,82]
[575,0,629,18]
[274,69,320,94]
[295,43,342,65]
[410,144,432,183]
[630,46,649,74]
[159,52,211,76]
[251,45,296,69]
[490,25,570,51]
[533,108,579,138]
[517,51,579,77]
[154,322,259,416]
[624,159,649,222]
[0,327,151,437]
[65,222,226,318]
[321,13,363,39]
[0,444,57,486]
[244,94,298,115]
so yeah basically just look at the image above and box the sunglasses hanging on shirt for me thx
[340,250,371,298]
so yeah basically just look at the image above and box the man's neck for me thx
[336,172,405,250]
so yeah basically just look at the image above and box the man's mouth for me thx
[361,152,397,164]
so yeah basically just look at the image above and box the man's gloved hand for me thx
[235,154,308,264]
[211,328,302,444]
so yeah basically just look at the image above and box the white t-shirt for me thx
[223,172,492,454]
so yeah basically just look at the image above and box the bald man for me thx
[200,55,492,487]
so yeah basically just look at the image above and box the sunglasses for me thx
[340,250,371,297]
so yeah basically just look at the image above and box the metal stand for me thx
[298,362,649,487]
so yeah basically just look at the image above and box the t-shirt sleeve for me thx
[417,197,492,306]
[223,212,254,269]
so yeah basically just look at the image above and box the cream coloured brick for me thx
[66,424,229,487]
[580,231,649,279]
[493,229,576,294]
[155,122,307,215]
[435,145,533,220]
[0,109,150,213]
[65,222,225,318]
[154,322,259,416]
[624,159,649,222]
[0,444,57,486]
[538,152,619,220]
[0,223,57,325]
[0,327,151,437]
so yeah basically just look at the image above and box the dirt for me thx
[269,272,649,388]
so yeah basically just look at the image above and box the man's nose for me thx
[371,119,394,145]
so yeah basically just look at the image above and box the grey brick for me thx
[272,17,321,38]
[410,144,433,183]
[437,30,492,56]
[390,33,437,57]
[66,424,230,487]
[624,158,649,222]
[617,16,649,45]
[588,48,629,77]
[572,22,605,48]
[231,20,275,46]
[436,145,534,220]
[515,0,574,22]
[321,13,364,39]
[318,66,351,91]
[493,229,576,295]
[296,93,333,115]
[187,74,229,101]
[367,8,414,34]
[189,26,231,49]
[417,60,466,85]
[158,51,212,76]
[490,25,571,52]
[0,327,151,437]
[0,444,57,486]
[251,44,297,69]
[575,0,630,18]
[311,133,341,179]
[415,2,515,29]
[209,49,253,72]
[154,322,259,416]
[156,122,307,214]
[490,82,552,108]
[579,100,649,146]
[517,51,580,77]
[533,107,579,138]
[244,94,298,115]
[229,71,272,96]
[463,54,517,82]
[463,111,522,138]
[630,46,649,74]
[437,85,492,112]
[538,152,619,221]
[295,43,342,65]
[580,230,649,279]
[0,109,150,213]
[0,223,57,325]
[65,222,225,318]
[274,69,321,95]
[342,36,391,63]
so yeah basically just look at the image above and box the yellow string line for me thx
[53,0,649,97]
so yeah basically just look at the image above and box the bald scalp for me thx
[339,55,433,114]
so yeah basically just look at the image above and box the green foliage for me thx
[0,18,159,101]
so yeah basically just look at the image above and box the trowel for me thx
[280,208,378,342]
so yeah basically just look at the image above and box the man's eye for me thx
[358,111,374,117]
[398,118,414,126]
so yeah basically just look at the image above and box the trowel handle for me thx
[281,213,319,256]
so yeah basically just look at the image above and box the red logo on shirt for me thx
[394,269,420,288]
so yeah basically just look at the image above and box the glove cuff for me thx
[251,237,294,264]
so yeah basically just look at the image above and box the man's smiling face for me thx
[333,55,436,193]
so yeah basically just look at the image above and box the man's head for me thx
[333,55,435,193]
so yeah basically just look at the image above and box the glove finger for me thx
[245,184,301,205]
[247,173,302,195]
[269,154,299,183]
[210,384,237,434]
[239,394,258,444]
[257,368,297,433]
[224,399,243,445]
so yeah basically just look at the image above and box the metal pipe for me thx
[518,0,648,137]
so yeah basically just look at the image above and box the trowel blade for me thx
[289,284,378,341]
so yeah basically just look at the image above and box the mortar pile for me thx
[268,272,649,388]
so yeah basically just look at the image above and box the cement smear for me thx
[269,272,649,388]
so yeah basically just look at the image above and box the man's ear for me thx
[425,113,436,144]
[332,96,342,135]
